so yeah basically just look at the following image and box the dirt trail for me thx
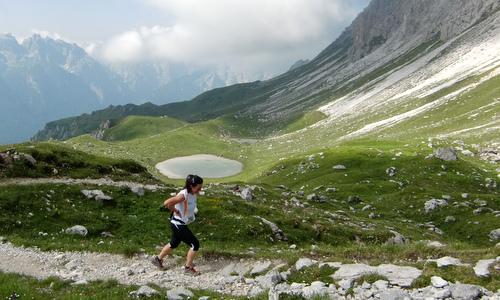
[0,242,278,296]
[0,177,166,191]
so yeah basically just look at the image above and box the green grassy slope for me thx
[372,72,500,143]
[2,140,497,251]
[0,142,158,183]
[102,115,186,141]
[32,35,443,141]
[0,140,498,290]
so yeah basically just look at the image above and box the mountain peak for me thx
[341,0,499,61]
[0,33,26,61]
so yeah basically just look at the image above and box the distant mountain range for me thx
[0,34,270,143]
[33,0,500,143]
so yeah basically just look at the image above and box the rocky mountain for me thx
[33,0,500,142]
[288,59,310,71]
[0,34,129,143]
[0,34,268,144]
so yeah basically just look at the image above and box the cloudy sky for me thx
[0,0,369,75]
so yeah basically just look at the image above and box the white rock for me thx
[71,279,88,285]
[385,230,407,245]
[434,147,458,161]
[489,228,500,241]
[376,264,422,287]
[379,289,411,300]
[386,167,397,177]
[430,256,469,267]
[338,278,354,290]
[240,187,253,200]
[461,150,474,156]
[81,189,113,201]
[426,240,446,248]
[167,287,193,300]
[302,281,329,299]
[318,262,342,269]
[431,276,448,288]
[255,269,283,288]
[372,279,389,291]
[65,225,88,236]
[250,261,272,276]
[445,215,456,223]
[130,186,145,196]
[449,283,482,300]
[295,257,317,271]
[332,263,422,287]
[131,285,159,298]
[254,216,287,241]
[473,259,495,277]
[424,198,448,213]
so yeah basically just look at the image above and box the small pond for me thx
[155,154,243,179]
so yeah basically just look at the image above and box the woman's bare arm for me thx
[164,194,185,215]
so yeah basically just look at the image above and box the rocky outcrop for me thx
[0,149,37,168]
[91,119,112,140]
[254,216,287,241]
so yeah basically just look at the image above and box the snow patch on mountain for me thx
[313,9,500,140]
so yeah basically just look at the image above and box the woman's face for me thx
[191,183,203,194]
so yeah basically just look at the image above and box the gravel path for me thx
[0,242,277,296]
[1,242,499,299]
[0,177,166,191]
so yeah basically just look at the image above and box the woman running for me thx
[151,174,203,275]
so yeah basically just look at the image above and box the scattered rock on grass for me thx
[81,189,113,202]
[167,287,193,300]
[489,228,500,241]
[386,167,397,177]
[65,225,88,236]
[295,257,317,271]
[424,198,448,213]
[434,147,458,161]
[254,216,287,241]
[473,259,496,278]
[130,285,159,298]
[431,276,448,288]
[332,164,346,170]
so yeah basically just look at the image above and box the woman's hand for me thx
[164,193,186,216]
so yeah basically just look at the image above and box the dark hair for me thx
[184,174,203,193]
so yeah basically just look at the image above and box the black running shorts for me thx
[169,222,200,251]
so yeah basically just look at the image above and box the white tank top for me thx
[171,188,197,225]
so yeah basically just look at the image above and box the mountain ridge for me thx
[0,34,268,144]
[32,0,500,142]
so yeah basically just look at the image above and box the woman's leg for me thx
[181,226,200,268]
[159,223,182,259]
[158,243,173,259]
[186,248,197,267]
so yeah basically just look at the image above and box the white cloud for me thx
[102,30,144,62]
[93,0,366,73]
